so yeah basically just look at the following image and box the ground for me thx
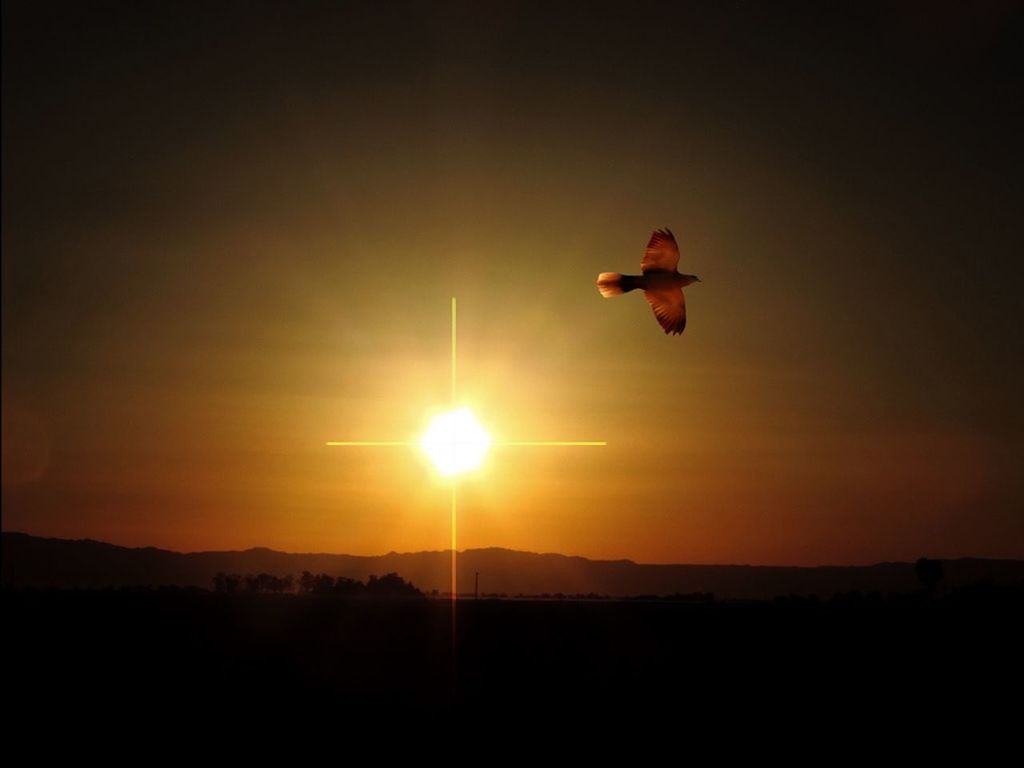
[6,587,1020,726]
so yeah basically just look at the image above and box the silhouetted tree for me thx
[245,573,268,593]
[297,572,337,594]
[223,570,421,598]
[365,572,423,598]
[312,573,335,594]
[915,558,944,596]
[213,572,243,594]
[241,573,294,594]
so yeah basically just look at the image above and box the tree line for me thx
[212,571,423,597]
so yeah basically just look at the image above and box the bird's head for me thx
[682,274,701,286]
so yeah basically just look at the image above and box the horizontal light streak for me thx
[325,441,412,446]
[327,440,606,447]
[498,441,606,446]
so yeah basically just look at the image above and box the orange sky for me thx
[3,2,1022,564]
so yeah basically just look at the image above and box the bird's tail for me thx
[596,272,641,297]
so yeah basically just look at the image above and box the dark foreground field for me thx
[5,587,1022,722]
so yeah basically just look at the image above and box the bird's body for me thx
[596,228,700,335]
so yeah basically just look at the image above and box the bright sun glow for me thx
[419,408,492,477]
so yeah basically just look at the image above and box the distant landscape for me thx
[6,531,1022,718]
[5,532,1023,599]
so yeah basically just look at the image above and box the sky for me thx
[3,1,1022,564]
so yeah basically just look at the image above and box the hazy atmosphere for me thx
[4,1,1022,564]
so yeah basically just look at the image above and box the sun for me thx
[419,407,492,477]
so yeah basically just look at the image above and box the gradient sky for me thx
[3,1,1022,564]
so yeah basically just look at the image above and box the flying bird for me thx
[596,228,701,335]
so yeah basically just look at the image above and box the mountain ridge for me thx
[4,531,1022,599]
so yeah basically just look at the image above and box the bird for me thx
[596,227,700,335]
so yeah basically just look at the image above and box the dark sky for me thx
[3,1,1022,563]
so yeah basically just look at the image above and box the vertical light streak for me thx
[450,297,457,648]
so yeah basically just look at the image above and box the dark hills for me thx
[3,531,1022,599]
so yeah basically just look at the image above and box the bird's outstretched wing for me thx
[644,287,686,335]
[641,228,680,273]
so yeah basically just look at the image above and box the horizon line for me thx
[1,530,1015,569]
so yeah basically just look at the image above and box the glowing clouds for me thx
[419,408,492,477]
